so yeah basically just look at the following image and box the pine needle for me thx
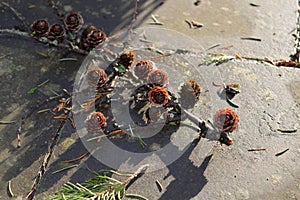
[125,193,149,200]
[50,166,149,200]
[52,164,79,175]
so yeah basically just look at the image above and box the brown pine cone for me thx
[118,49,135,68]
[86,68,107,88]
[147,69,168,87]
[148,86,169,106]
[213,108,239,132]
[85,112,107,133]
[82,29,106,50]
[47,24,65,42]
[30,19,49,37]
[81,25,97,39]
[64,12,84,32]
[134,60,154,82]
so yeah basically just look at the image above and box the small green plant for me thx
[50,165,149,200]
[202,53,236,65]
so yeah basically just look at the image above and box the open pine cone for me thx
[85,112,107,133]
[148,86,169,106]
[30,19,50,37]
[86,68,107,88]
[147,69,168,87]
[64,12,84,32]
[134,60,154,82]
[213,108,239,132]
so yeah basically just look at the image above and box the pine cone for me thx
[213,108,239,132]
[147,69,168,87]
[148,86,169,106]
[47,24,65,42]
[85,112,107,133]
[134,60,154,82]
[118,49,135,68]
[86,68,107,88]
[30,19,49,37]
[82,29,106,50]
[64,12,84,32]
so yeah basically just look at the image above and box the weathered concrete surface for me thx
[0,0,299,200]
[124,1,300,200]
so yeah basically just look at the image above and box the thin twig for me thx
[62,152,90,163]
[1,2,27,26]
[0,29,89,55]
[181,108,228,142]
[51,164,79,175]
[128,0,139,32]
[249,3,260,7]
[148,15,163,25]
[28,79,50,94]
[0,120,16,124]
[16,126,21,148]
[207,43,221,50]
[16,119,23,148]
[155,180,163,192]
[248,148,266,152]
[191,20,203,28]
[226,96,239,108]
[124,164,149,189]
[37,108,51,113]
[275,148,289,157]
[7,180,14,197]
[277,128,297,133]
[58,57,78,62]
[212,82,224,87]
[26,109,71,200]
[0,29,29,37]
[181,108,213,134]
[185,19,193,29]
[240,37,262,41]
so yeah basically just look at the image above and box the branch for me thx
[181,108,223,142]
[0,29,29,37]
[0,29,89,55]
[181,109,212,131]
[25,109,71,200]
[128,0,139,33]
[1,2,27,26]
[124,164,149,189]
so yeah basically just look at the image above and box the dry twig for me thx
[275,148,289,157]
[0,29,89,55]
[248,148,266,152]
[1,2,27,25]
[26,109,71,200]
[62,152,90,163]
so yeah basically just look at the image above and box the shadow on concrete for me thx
[159,137,212,200]
[0,0,164,197]
[36,121,180,194]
